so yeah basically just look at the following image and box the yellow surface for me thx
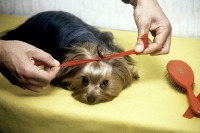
[0,14,200,133]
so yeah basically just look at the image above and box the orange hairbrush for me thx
[166,60,200,115]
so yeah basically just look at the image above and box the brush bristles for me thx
[165,70,192,94]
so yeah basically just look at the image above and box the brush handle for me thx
[187,86,200,115]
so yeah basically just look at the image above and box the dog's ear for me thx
[110,56,139,88]
[97,45,106,58]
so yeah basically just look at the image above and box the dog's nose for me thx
[87,96,96,104]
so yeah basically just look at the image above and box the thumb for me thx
[134,26,149,53]
[30,48,60,67]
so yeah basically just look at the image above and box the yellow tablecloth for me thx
[0,14,200,133]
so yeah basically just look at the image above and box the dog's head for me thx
[52,43,139,104]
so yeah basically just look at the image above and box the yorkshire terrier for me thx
[0,11,139,104]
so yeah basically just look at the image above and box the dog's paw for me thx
[131,67,140,80]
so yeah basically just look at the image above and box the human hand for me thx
[0,40,60,92]
[133,0,172,55]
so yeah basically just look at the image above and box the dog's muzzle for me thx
[87,96,96,104]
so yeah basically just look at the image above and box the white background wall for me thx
[0,0,200,38]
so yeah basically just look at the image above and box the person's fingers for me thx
[37,65,59,78]
[16,64,60,91]
[18,84,43,92]
[27,65,60,85]
[134,39,144,53]
[27,85,43,92]
[134,23,150,53]
[142,33,171,55]
[145,20,172,55]
[28,48,60,67]
[133,5,150,53]
[140,38,157,54]
[150,33,171,56]
[151,21,172,55]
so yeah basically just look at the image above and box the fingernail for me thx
[54,59,60,66]
[135,44,144,52]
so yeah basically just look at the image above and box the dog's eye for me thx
[100,80,109,88]
[82,76,89,86]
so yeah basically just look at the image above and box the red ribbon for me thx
[35,34,148,67]
[183,93,200,119]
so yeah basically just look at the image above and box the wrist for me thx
[122,0,138,9]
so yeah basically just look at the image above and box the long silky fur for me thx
[0,11,139,104]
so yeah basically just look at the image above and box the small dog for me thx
[0,11,139,104]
